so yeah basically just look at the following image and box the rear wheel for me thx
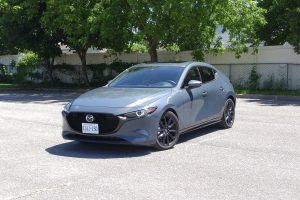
[219,98,235,128]
[154,111,179,150]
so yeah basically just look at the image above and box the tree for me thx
[126,0,265,62]
[257,0,300,53]
[0,0,62,82]
[43,0,99,85]
[95,0,132,52]
[256,0,291,46]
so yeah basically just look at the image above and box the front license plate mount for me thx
[82,123,99,134]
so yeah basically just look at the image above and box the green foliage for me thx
[257,0,300,53]
[43,0,98,51]
[236,89,300,96]
[89,62,134,85]
[0,64,13,83]
[256,0,288,46]
[129,43,148,53]
[274,71,286,90]
[263,74,274,90]
[248,66,261,89]
[125,0,265,61]
[14,52,42,83]
[42,0,130,85]
[0,0,62,60]
[53,62,135,86]
[17,52,42,68]
[232,77,248,90]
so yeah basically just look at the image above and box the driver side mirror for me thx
[188,80,202,88]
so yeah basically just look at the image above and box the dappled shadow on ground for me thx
[46,141,152,159]
[243,98,300,107]
[0,90,81,104]
[179,126,219,144]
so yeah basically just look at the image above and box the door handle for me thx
[202,91,208,97]
[219,86,224,91]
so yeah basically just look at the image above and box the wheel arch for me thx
[227,95,236,106]
[164,108,179,119]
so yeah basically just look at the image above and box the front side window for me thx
[199,67,215,83]
[109,66,184,88]
[182,67,201,87]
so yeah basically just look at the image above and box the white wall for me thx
[1,45,300,89]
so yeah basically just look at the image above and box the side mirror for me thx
[188,80,202,88]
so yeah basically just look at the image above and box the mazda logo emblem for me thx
[86,114,95,123]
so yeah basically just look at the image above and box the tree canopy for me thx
[42,0,130,85]
[126,0,265,61]
[0,0,62,82]
[0,0,267,85]
[257,0,300,53]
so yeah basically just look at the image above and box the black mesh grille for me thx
[66,112,120,134]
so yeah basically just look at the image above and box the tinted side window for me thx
[199,67,215,83]
[182,67,201,87]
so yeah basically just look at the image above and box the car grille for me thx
[66,112,120,134]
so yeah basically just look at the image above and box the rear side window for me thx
[199,67,215,83]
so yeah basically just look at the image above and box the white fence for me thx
[1,45,300,90]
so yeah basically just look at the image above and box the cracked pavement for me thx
[0,90,300,200]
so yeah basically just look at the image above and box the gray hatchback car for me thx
[62,62,236,150]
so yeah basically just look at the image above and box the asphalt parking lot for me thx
[0,90,299,200]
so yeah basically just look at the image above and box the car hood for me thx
[71,87,172,108]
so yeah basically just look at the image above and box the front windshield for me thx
[109,66,184,88]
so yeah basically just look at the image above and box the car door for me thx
[197,66,223,121]
[176,66,207,129]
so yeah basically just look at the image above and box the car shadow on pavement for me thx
[179,126,219,144]
[46,141,152,159]
[46,126,219,159]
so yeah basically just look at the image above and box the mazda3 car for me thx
[62,62,236,150]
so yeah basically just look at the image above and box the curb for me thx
[0,87,89,93]
[237,94,300,101]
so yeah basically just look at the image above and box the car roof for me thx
[135,61,213,68]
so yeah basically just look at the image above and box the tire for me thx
[154,111,180,150]
[219,98,235,129]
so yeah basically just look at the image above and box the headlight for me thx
[63,102,72,112]
[119,107,157,120]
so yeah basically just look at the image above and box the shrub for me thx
[53,62,135,86]
[248,66,261,89]
[263,74,274,90]
[275,72,286,90]
[14,52,42,84]
[0,64,13,83]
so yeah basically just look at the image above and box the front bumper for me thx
[62,111,160,146]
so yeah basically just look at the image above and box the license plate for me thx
[82,123,99,134]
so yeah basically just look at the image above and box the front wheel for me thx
[154,111,180,150]
[219,98,235,128]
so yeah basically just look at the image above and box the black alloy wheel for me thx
[219,98,235,128]
[155,111,179,150]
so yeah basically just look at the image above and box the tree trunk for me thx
[77,49,89,86]
[148,38,158,62]
[49,57,55,84]
[45,58,54,84]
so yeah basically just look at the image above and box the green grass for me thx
[0,83,19,88]
[236,89,300,96]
